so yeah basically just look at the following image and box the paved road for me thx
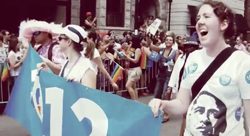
[138,95,182,136]
[0,115,30,136]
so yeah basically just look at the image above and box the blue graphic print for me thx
[219,75,231,86]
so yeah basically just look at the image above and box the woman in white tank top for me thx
[57,24,96,88]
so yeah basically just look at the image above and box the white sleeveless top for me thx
[59,56,95,84]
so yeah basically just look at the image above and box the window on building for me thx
[106,0,124,27]
[55,0,71,25]
[80,0,96,26]
[188,5,198,35]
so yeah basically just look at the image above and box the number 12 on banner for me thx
[45,87,109,136]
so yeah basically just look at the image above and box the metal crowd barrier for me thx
[0,59,158,112]
[0,81,10,105]
[96,59,158,95]
[0,80,10,113]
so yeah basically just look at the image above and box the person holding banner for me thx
[56,24,96,88]
[149,0,250,135]
[18,20,66,75]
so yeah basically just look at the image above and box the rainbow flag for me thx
[140,48,147,69]
[1,63,9,82]
[111,63,124,83]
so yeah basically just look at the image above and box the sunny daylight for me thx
[0,0,250,135]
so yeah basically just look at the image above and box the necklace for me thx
[64,56,81,79]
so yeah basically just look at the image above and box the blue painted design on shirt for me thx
[219,75,231,86]
[235,107,242,121]
[245,70,250,84]
[183,63,198,80]
[188,63,198,74]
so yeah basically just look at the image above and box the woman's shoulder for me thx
[78,56,92,65]
[230,50,250,62]
[189,48,203,56]
[70,57,93,74]
[186,48,202,56]
[8,50,15,57]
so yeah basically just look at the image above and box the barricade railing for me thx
[0,81,10,104]
[96,59,158,95]
[0,81,10,113]
[0,59,158,109]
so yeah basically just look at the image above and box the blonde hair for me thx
[166,31,176,43]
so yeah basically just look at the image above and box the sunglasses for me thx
[58,36,69,41]
[33,31,42,36]
[82,38,87,43]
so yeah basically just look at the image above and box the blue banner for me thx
[4,46,43,135]
[4,47,161,136]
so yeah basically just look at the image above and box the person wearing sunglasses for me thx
[19,20,66,75]
[33,29,65,68]
[56,24,96,88]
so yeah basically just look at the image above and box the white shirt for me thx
[0,45,8,63]
[234,44,246,51]
[59,56,95,83]
[181,49,250,136]
[168,54,187,93]
[81,48,100,75]
[8,51,22,77]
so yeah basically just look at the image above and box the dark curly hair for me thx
[72,41,84,52]
[201,0,235,39]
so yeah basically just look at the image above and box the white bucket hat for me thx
[60,24,87,44]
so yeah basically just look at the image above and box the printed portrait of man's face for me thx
[189,91,227,136]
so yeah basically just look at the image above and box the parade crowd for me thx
[0,0,250,135]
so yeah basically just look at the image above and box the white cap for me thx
[61,24,88,44]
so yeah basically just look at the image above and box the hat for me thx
[86,12,92,17]
[183,37,199,47]
[61,24,88,44]
[18,19,62,41]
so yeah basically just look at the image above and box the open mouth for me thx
[200,30,208,37]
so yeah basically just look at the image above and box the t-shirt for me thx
[147,48,176,79]
[8,51,22,77]
[181,49,250,136]
[168,54,187,93]
[36,42,66,66]
[0,46,8,63]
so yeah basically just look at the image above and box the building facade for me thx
[54,0,245,36]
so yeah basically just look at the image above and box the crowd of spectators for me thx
[1,12,250,115]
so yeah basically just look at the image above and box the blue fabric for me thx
[4,46,43,135]
[147,59,154,68]
[4,46,162,136]
[148,51,161,62]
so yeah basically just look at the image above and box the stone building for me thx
[53,0,245,36]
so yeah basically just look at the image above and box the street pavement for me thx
[138,95,182,136]
[0,115,30,136]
